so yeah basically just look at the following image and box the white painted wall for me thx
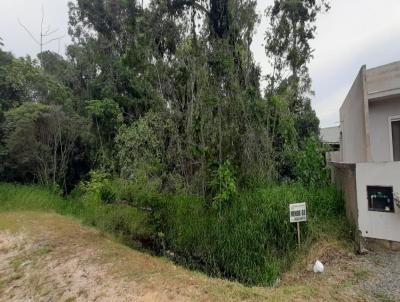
[340,67,369,163]
[356,162,400,242]
[369,98,400,162]
[320,126,340,144]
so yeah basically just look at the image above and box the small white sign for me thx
[289,202,307,223]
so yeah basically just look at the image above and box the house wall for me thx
[320,126,340,145]
[340,67,370,163]
[366,61,400,96]
[356,162,400,242]
[369,98,400,162]
[326,151,340,163]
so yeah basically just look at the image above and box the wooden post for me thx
[297,222,301,247]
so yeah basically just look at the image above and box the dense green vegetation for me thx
[0,182,350,285]
[0,0,343,287]
[0,0,330,193]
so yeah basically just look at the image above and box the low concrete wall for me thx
[330,162,358,226]
[331,161,400,250]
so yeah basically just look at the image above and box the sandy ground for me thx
[0,212,398,302]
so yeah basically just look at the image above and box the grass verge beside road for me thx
[0,182,352,286]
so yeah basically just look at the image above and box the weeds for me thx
[0,181,350,286]
[153,184,350,285]
[0,183,154,249]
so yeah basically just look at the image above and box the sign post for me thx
[289,202,307,247]
[297,221,301,246]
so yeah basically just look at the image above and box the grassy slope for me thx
[0,211,374,302]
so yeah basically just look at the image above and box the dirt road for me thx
[0,212,398,301]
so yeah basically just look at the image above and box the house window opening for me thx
[392,120,400,161]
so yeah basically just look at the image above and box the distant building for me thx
[330,61,400,250]
[320,126,340,151]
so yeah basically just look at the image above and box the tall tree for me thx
[265,0,329,141]
[2,103,87,190]
[153,0,270,194]
[68,0,157,118]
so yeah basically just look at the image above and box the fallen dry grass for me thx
[0,212,391,301]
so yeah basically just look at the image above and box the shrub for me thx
[208,160,237,206]
[99,185,116,203]
[115,112,164,180]
[78,170,111,195]
[153,184,348,285]
[78,170,118,204]
[80,192,154,247]
[293,136,330,187]
[0,182,349,286]
[111,177,161,205]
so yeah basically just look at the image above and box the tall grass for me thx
[0,183,154,248]
[154,184,350,285]
[0,184,79,213]
[0,182,350,286]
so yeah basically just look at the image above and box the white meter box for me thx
[289,202,307,223]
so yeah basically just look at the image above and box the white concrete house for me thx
[320,126,340,149]
[330,61,400,249]
[320,126,340,162]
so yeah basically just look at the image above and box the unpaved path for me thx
[360,251,400,300]
[0,212,398,301]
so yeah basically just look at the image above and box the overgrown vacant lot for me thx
[0,212,398,302]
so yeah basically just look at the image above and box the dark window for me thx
[392,120,400,161]
[367,186,394,213]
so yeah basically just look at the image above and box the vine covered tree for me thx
[0,0,330,193]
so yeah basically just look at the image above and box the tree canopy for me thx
[0,0,329,195]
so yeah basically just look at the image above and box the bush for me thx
[0,181,349,286]
[115,112,164,180]
[99,186,116,204]
[153,184,348,285]
[111,177,161,204]
[78,170,111,195]
[208,160,237,206]
[293,136,330,187]
[80,192,154,247]
[79,170,116,204]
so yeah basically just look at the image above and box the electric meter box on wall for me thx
[289,202,307,223]
[367,186,394,213]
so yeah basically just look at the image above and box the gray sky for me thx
[1,0,400,127]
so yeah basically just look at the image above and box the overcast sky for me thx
[1,0,400,127]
